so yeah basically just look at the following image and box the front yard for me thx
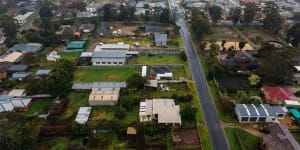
[225,128,261,150]
[127,55,183,65]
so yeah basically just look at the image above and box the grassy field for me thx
[127,55,183,65]
[62,92,89,119]
[27,99,53,115]
[74,68,140,82]
[225,128,260,150]
[102,37,153,46]
[59,52,81,61]
[173,67,187,78]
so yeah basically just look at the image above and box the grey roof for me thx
[91,58,126,63]
[145,25,165,33]
[9,43,42,53]
[147,66,172,76]
[92,50,127,58]
[72,81,127,90]
[235,104,284,117]
[36,69,51,76]
[12,72,31,79]
[86,2,105,9]
[155,34,167,44]
[76,12,93,18]
[8,65,28,71]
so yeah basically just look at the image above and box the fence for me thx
[76,64,185,70]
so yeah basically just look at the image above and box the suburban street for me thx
[170,0,230,149]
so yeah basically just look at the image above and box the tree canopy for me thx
[39,6,53,18]
[243,3,258,26]
[287,23,300,47]
[0,15,19,47]
[191,9,211,40]
[208,5,222,25]
[230,7,241,25]
[263,2,284,34]
[126,73,147,89]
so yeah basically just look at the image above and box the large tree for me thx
[47,59,74,97]
[159,8,170,23]
[39,6,53,18]
[191,9,211,40]
[208,5,222,25]
[126,73,147,89]
[0,15,19,47]
[287,23,300,47]
[263,2,284,34]
[229,7,241,25]
[243,3,258,26]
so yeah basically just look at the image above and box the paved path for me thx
[169,0,230,149]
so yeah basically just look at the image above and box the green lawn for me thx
[225,128,260,150]
[27,99,53,115]
[62,92,89,119]
[74,68,139,82]
[292,132,300,144]
[173,67,187,78]
[127,55,183,65]
[59,52,81,61]
[102,37,153,46]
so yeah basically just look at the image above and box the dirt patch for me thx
[172,128,201,146]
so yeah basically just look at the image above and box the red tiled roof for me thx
[262,86,294,101]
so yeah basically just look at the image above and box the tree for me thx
[287,23,300,47]
[25,77,48,95]
[159,8,170,23]
[239,41,246,50]
[0,15,19,47]
[230,7,241,25]
[243,3,258,26]
[248,74,261,86]
[180,51,187,61]
[221,40,227,50]
[47,59,74,97]
[257,43,277,58]
[102,4,117,21]
[248,96,263,104]
[208,5,222,25]
[208,42,220,58]
[263,2,284,34]
[180,104,197,120]
[39,6,53,18]
[126,73,147,89]
[70,0,86,11]
[191,9,211,40]
[236,90,248,102]
[115,106,126,119]
[119,6,136,21]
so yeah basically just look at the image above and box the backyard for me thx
[225,128,261,150]
[27,99,53,115]
[74,68,140,82]
[59,52,82,61]
[127,55,183,65]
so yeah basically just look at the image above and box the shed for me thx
[11,72,31,81]
[75,107,92,124]
[8,89,26,97]
[36,69,51,77]
[9,43,42,53]
[154,34,167,46]
[67,41,88,51]
[289,109,300,119]
[127,127,137,135]
[8,65,29,73]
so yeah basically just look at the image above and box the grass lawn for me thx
[74,68,140,82]
[173,67,187,78]
[59,52,81,61]
[127,55,183,65]
[102,36,153,46]
[90,106,115,121]
[62,92,89,119]
[27,99,53,115]
[292,132,300,144]
[38,136,82,150]
[225,128,260,150]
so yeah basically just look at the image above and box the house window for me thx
[113,62,117,64]
[119,62,123,64]
[96,62,100,64]
[102,62,105,64]
[108,62,111,64]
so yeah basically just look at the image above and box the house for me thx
[154,34,168,46]
[89,90,120,106]
[0,62,11,79]
[262,86,295,104]
[11,72,31,81]
[80,23,95,33]
[94,44,130,51]
[86,2,105,13]
[56,25,75,42]
[13,12,34,24]
[9,43,42,53]
[234,104,285,123]
[0,96,32,112]
[91,50,127,66]
[139,99,181,126]
[142,66,173,80]
[67,41,88,51]
[135,8,146,15]
[0,52,24,63]
[8,89,26,98]
[46,51,61,62]
[8,65,29,73]
[219,51,257,70]
[35,69,51,78]
[263,123,300,150]
[75,107,92,124]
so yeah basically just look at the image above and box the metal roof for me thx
[155,34,167,44]
[9,43,42,53]
[72,81,127,90]
[12,72,31,79]
[92,50,127,58]
[235,104,284,117]
[8,65,28,71]
[75,107,92,124]
[36,69,51,76]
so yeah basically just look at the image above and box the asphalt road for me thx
[170,1,230,150]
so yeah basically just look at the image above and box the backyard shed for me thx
[67,41,88,51]
[75,107,92,124]
[9,43,42,53]
[289,109,300,119]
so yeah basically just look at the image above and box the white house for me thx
[235,104,285,123]
[139,99,181,126]
[46,51,61,62]
[89,90,120,106]
[13,12,34,25]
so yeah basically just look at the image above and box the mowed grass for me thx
[292,132,300,144]
[62,92,89,119]
[225,128,260,150]
[27,99,53,115]
[59,52,81,61]
[74,68,140,82]
[127,55,183,65]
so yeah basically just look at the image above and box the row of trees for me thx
[229,2,284,33]
[191,9,211,40]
